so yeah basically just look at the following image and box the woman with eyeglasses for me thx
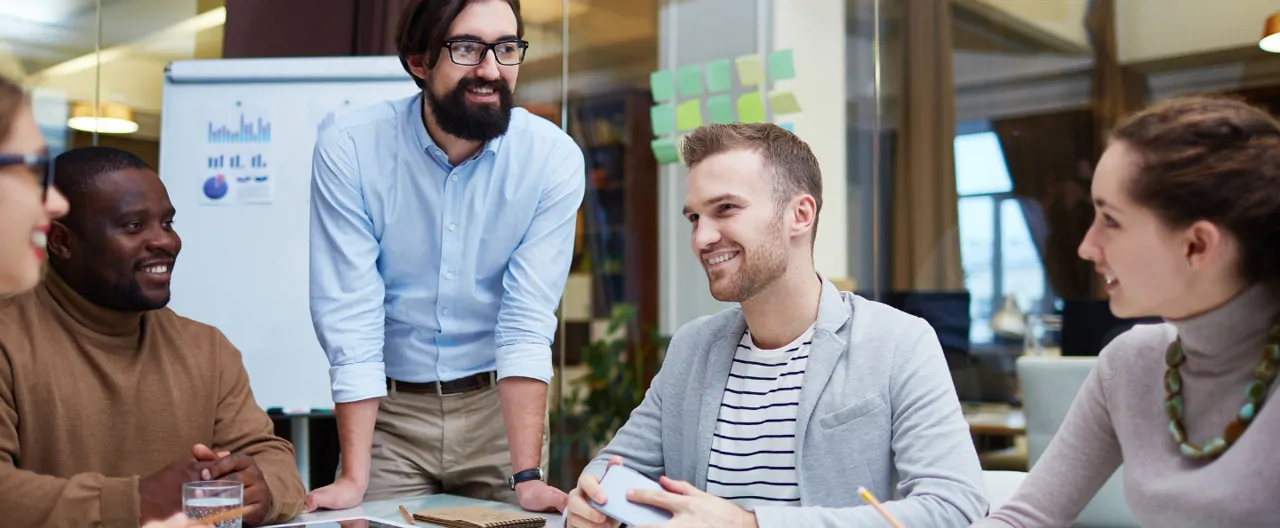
[0,75,68,297]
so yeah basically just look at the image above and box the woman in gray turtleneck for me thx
[975,95,1280,527]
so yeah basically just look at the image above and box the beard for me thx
[706,220,789,303]
[425,76,514,142]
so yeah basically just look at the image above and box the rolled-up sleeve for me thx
[493,141,586,383]
[309,127,388,403]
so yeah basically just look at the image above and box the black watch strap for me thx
[508,468,543,490]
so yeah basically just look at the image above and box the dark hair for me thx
[0,75,26,146]
[395,0,524,89]
[53,146,153,229]
[1111,95,1280,295]
[681,123,824,248]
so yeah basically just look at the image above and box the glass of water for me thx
[183,480,244,528]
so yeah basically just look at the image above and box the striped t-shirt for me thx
[706,324,814,509]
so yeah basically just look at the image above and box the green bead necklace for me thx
[1164,321,1280,460]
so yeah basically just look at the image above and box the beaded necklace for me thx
[1164,321,1280,460]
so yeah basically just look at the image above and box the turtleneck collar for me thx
[1168,283,1280,374]
[39,270,144,339]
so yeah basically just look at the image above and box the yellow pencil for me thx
[399,504,416,525]
[858,486,905,528]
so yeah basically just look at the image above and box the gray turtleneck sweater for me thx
[975,285,1280,527]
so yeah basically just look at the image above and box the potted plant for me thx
[549,303,668,489]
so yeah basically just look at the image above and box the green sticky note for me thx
[650,104,675,135]
[737,92,766,124]
[676,99,703,131]
[707,94,734,124]
[677,65,703,97]
[768,49,796,81]
[768,90,802,114]
[705,59,732,92]
[650,70,675,102]
[735,55,765,87]
[651,138,679,164]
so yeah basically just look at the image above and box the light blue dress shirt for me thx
[309,93,585,404]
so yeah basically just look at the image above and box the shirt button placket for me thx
[439,168,460,339]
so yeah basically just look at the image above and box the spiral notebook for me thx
[412,506,546,528]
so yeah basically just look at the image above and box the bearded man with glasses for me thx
[306,0,584,515]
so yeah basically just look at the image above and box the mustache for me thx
[135,251,178,267]
[455,77,511,95]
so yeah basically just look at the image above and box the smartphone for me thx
[588,465,674,526]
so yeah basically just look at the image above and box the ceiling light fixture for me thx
[67,102,139,134]
[1260,12,1280,53]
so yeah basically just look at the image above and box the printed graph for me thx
[207,113,272,143]
[207,155,224,169]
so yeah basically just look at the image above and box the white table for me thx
[265,493,564,527]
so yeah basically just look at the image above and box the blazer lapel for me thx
[794,278,852,469]
[693,326,742,489]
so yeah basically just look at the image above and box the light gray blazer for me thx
[583,278,987,527]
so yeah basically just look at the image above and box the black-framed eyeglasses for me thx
[0,153,54,201]
[442,39,529,66]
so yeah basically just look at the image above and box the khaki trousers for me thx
[345,381,549,505]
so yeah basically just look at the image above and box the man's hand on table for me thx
[517,479,569,513]
[192,444,273,526]
[305,476,368,512]
[139,459,219,522]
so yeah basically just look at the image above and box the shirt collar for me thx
[409,93,506,166]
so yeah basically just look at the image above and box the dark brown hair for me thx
[395,0,524,89]
[682,123,824,248]
[0,74,26,146]
[1111,95,1280,294]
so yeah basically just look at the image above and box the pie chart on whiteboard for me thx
[204,174,229,200]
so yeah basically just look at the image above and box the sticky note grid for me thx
[648,49,799,165]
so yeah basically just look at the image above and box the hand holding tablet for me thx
[565,457,673,528]
[589,465,674,526]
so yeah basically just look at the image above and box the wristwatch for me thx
[508,467,544,490]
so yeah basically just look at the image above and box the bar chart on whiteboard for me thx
[309,98,374,145]
[200,102,276,206]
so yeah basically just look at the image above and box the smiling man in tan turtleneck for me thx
[0,146,305,527]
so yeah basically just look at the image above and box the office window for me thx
[954,128,1047,344]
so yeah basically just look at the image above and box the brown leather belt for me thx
[387,371,495,396]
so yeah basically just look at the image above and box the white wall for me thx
[775,0,848,284]
[1117,0,1277,64]
[969,0,1090,50]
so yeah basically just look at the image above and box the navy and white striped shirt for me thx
[706,325,814,509]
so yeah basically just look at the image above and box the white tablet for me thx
[588,465,675,526]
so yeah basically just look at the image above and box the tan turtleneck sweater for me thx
[975,284,1280,527]
[0,271,306,527]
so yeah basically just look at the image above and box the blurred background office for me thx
[7,1,1280,505]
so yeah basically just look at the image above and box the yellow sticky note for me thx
[735,55,765,87]
[768,90,802,114]
[676,99,703,131]
[651,138,679,164]
[737,92,766,124]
